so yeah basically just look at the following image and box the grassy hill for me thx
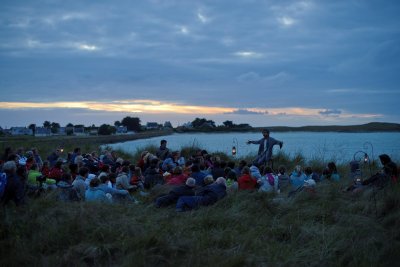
[1,182,399,266]
[0,134,399,266]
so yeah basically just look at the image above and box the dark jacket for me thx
[197,183,226,206]
[191,171,207,186]
[1,173,25,206]
[57,181,80,201]
[249,137,282,163]
[155,185,195,207]
[144,167,163,189]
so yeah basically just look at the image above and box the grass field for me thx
[0,135,399,266]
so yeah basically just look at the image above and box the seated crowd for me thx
[0,141,398,212]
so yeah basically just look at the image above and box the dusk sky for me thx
[1,0,399,128]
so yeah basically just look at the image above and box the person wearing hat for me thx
[155,177,196,208]
[247,128,283,167]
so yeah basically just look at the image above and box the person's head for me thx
[379,154,391,165]
[185,177,196,187]
[30,163,38,171]
[99,173,109,184]
[278,165,286,175]
[89,177,101,188]
[172,151,180,158]
[160,139,167,147]
[108,173,117,184]
[55,160,63,168]
[203,175,214,185]
[327,162,337,173]
[227,161,235,169]
[121,166,129,174]
[69,163,78,174]
[262,128,270,138]
[226,170,237,181]
[173,166,183,175]
[295,165,302,174]
[191,164,200,173]
[242,166,250,175]
[304,166,313,176]
[224,167,232,176]
[239,160,247,169]
[2,161,16,174]
[73,147,81,154]
[74,155,84,165]
[79,167,89,178]
[150,158,159,168]
[264,166,273,174]
[101,164,110,173]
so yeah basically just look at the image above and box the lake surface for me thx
[106,132,400,163]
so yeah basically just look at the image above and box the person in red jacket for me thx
[167,166,188,186]
[238,166,257,190]
[48,160,64,182]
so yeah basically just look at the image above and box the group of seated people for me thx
[0,141,398,211]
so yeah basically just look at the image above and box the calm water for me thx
[106,132,400,163]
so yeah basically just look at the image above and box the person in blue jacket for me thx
[85,177,111,203]
[176,177,227,212]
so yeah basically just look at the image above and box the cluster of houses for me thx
[0,121,173,137]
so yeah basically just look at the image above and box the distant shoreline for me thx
[177,122,400,133]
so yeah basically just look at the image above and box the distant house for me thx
[146,122,160,130]
[116,126,128,135]
[74,127,86,136]
[89,128,99,135]
[182,122,193,129]
[10,127,33,136]
[34,127,51,137]
[163,121,173,128]
[199,122,215,129]
[58,127,67,135]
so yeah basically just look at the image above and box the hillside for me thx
[260,122,400,133]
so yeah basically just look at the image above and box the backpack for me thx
[266,173,275,186]
[0,172,7,199]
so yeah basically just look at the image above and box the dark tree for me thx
[114,120,122,127]
[223,120,234,128]
[43,121,51,129]
[50,122,60,134]
[121,116,141,132]
[98,124,116,135]
[192,118,207,128]
[28,124,36,135]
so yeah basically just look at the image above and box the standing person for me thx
[73,167,89,200]
[156,140,170,160]
[31,148,43,170]
[1,161,26,206]
[247,129,283,167]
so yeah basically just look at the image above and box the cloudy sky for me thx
[1,0,399,128]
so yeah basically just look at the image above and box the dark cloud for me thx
[0,0,399,125]
[224,109,267,115]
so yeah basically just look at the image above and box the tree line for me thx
[23,117,252,136]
